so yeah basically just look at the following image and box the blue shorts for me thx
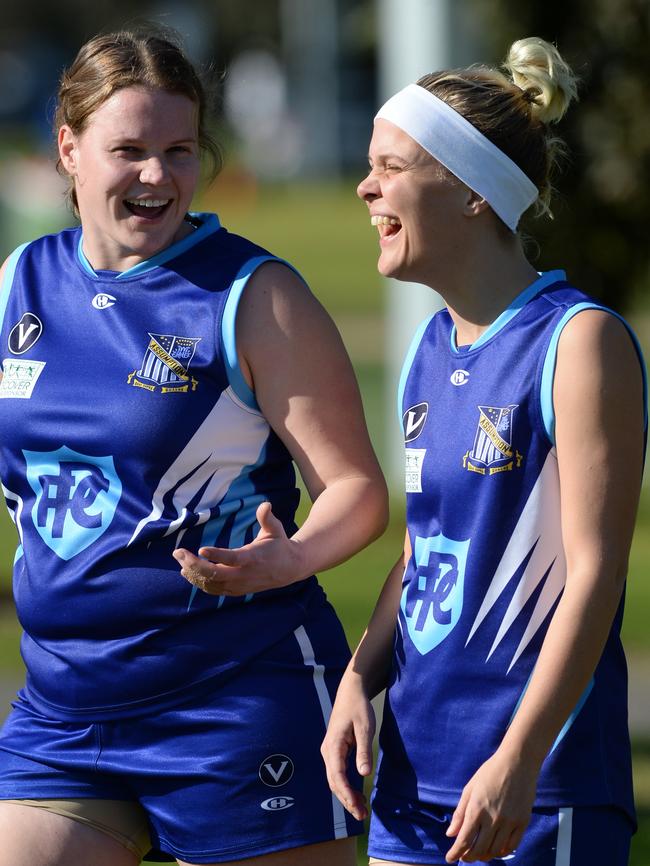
[0,616,363,863]
[368,790,633,865]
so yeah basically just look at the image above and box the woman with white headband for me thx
[322,36,645,865]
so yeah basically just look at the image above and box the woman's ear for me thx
[463,188,490,218]
[58,125,78,175]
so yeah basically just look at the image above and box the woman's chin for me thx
[377,254,398,279]
[378,258,408,282]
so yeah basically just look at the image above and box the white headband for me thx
[375,83,538,231]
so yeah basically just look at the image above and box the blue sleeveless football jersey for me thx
[0,213,326,720]
[375,271,644,821]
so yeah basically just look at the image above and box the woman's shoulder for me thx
[1,225,80,278]
[195,213,273,261]
[535,273,641,365]
[534,272,600,315]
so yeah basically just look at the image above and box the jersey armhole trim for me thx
[397,314,435,425]
[221,255,300,409]
[0,243,30,332]
[540,303,648,445]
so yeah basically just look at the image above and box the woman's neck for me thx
[435,236,540,348]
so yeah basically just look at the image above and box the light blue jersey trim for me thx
[13,544,23,564]
[221,255,300,409]
[398,314,435,424]
[0,243,30,332]
[540,304,649,444]
[550,678,594,754]
[508,666,534,726]
[76,241,96,277]
[450,270,567,353]
[77,213,222,280]
[509,670,594,755]
[221,255,275,409]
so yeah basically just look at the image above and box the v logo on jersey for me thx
[8,313,43,354]
[24,447,122,560]
[403,401,429,443]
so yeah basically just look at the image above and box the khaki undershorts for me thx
[4,798,152,860]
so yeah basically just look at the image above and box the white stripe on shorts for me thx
[555,807,573,866]
[293,625,348,840]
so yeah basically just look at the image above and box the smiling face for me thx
[357,119,472,284]
[58,86,201,272]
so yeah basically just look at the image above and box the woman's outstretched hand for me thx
[173,501,305,596]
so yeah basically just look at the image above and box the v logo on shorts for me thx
[259,754,294,787]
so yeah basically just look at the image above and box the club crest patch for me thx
[127,333,201,394]
[23,447,122,560]
[401,533,471,655]
[462,404,524,475]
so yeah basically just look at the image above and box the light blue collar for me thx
[450,270,566,353]
[77,212,221,280]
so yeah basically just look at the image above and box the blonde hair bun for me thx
[504,36,578,124]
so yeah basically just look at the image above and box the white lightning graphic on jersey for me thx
[128,387,269,546]
[2,483,25,545]
[466,451,566,672]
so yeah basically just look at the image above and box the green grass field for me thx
[0,179,648,862]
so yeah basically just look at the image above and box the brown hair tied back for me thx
[417,36,579,220]
[54,26,221,212]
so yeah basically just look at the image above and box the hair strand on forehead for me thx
[54,25,221,213]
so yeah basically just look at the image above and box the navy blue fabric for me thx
[369,790,633,865]
[0,214,319,720]
[375,274,640,829]
[0,593,363,861]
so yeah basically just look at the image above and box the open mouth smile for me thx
[371,214,402,242]
[124,198,172,219]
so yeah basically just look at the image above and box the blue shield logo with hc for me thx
[401,533,470,655]
[24,447,122,560]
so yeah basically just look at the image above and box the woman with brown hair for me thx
[0,26,387,866]
[322,36,645,865]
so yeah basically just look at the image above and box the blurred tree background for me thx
[477,0,650,312]
[1,0,648,306]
